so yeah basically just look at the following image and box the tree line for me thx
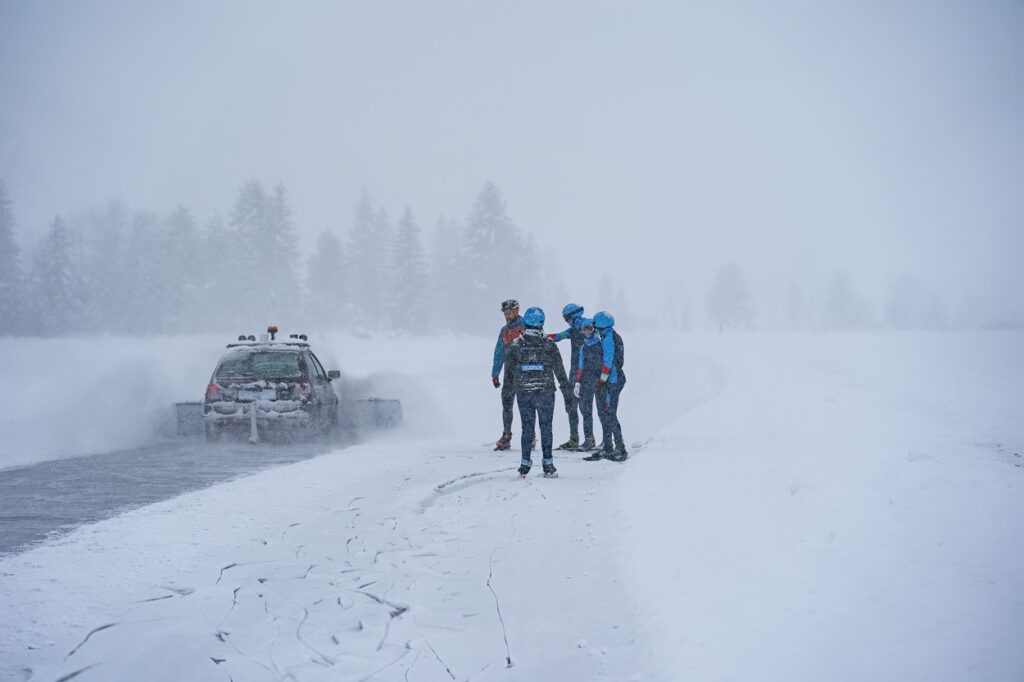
[1,176,1014,336]
[683,261,999,333]
[0,179,549,336]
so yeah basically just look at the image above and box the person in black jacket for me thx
[505,306,573,477]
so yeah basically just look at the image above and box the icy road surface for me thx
[0,440,652,681]
[0,439,345,556]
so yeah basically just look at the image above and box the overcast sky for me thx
[2,1,1022,321]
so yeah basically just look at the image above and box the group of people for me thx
[491,298,627,478]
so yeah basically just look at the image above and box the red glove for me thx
[492,376,500,388]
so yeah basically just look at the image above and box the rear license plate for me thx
[239,389,277,401]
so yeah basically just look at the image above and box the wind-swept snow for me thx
[1,331,1022,681]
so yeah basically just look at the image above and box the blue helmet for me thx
[524,307,545,328]
[561,302,583,320]
[593,311,615,330]
[579,317,595,333]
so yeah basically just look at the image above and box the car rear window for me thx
[216,351,304,381]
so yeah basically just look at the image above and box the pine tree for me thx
[265,183,301,322]
[306,230,347,326]
[201,212,241,331]
[429,214,463,316]
[30,216,83,335]
[389,206,428,333]
[346,188,381,331]
[123,211,165,334]
[0,180,25,334]
[462,182,521,330]
[160,205,201,332]
[226,180,301,327]
[230,180,271,326]
[372,207,393,330]
[79,201,129,333]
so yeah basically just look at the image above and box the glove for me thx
[573,382,581,398]
[492,376,500,388]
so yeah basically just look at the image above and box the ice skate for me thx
[607,448,628,462]
[556,435,579,451]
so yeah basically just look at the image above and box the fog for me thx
[3,6,1024,676]
[2,1,1023,331]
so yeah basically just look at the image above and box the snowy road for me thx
[0,439,345,556]
[0,440,650,681]
[1,331,1022,681]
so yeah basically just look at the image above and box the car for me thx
[203,327,341,443]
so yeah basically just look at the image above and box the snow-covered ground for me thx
[1,330,1022,681]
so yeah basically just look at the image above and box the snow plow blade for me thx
[172,399,402,437]
[174,401,204,436]
[339,398,403,432]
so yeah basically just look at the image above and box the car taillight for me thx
[292,382,311,400]
[206,383,222,402]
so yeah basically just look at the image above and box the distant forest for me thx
[0,178,1016,337]
[0,179,556,336]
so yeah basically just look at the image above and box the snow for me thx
[0,335,226,470]
[619,332,1024,680]
[1,330,1022,681]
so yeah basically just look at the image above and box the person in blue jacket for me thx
[569,317,600,451]
[547,302,587,449]
[579,311,627,461]
[492,299,525,450]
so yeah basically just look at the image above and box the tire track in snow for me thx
[420,468,517,509]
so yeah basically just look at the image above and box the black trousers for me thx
[565,391,579,438]
[517,390,555,463]
[597,378,625,452]
[501,367,516,432]
[578,378,598,440]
